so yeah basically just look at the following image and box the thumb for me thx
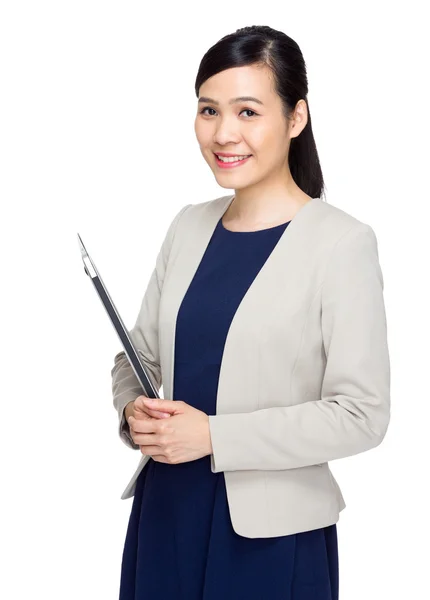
[143,397,179,412]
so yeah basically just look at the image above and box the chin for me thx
[214,181,231,190]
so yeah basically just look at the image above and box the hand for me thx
[128,397,213,464]
[125,395,172,423]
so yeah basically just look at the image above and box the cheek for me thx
[252,130,286,164]
[246,124,276,155]
[194,119,212,146]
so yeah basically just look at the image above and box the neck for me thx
[224,182,313,228]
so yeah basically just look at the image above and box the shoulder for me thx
[315,198,380,257]
[316,197,374,236]
[315,200,384,292]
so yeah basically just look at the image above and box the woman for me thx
[111,25,390,600]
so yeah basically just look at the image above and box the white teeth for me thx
[216,154,251,163]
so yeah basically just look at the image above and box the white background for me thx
[1,1,428,598]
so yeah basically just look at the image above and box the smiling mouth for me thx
[213,154,253,167]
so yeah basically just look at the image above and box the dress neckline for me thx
[219,218,291,234]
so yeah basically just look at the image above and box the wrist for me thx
[206,414,213,456]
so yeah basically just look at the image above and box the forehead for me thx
[199,65,276,104]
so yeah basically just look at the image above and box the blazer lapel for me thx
[159,194,324,412]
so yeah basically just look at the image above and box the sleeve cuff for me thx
[208,413,254,472]
[118,398,140,450]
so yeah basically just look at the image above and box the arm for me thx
[111,203,193,450]
[208,222,391,472]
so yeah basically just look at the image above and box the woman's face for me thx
[194,64,304,190]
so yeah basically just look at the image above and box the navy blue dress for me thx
[119,216,339,600]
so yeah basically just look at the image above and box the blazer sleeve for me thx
[208,222,391,472]
[111,203,192,450]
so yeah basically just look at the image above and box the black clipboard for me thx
[77,233,159,399]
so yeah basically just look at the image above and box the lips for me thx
[213,152,252,158]
[214,154,252,169]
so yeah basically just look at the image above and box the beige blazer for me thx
[111,193,390,538]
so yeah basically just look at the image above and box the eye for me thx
[199,107,258,118]
[200,107,217,116]
[240,109,257,118]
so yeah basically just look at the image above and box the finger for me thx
[133,432,163,446]
[139,445,163,454]
[130,427,158,446]
[140,448,166,463]
[153,410,171,418]
[134,407,170,419]
[128,415,160,434]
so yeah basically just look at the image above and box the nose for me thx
[212,116,242,147]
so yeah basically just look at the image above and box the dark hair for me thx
[194,25,326,201]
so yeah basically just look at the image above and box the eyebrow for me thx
[198,96,264,106]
